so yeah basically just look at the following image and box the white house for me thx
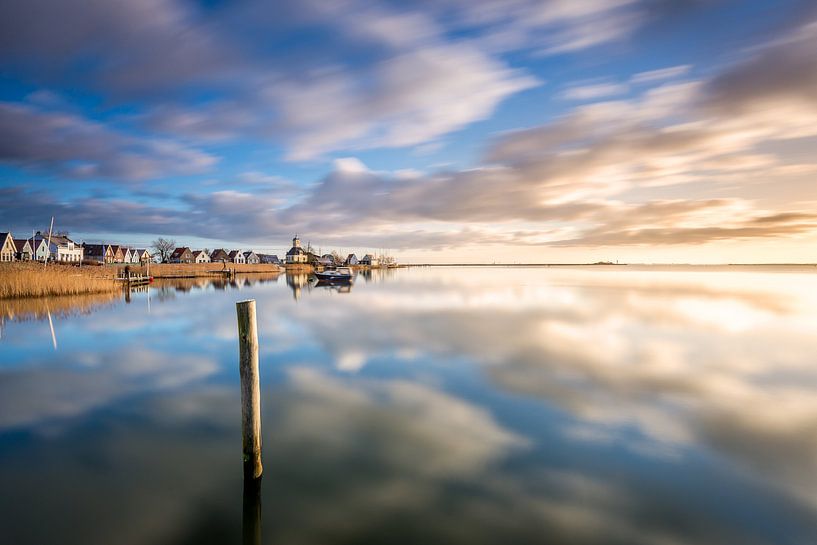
[228,250,246,264]
[0,232,14,262]
[192,250,211,263]
[285,235,307,264]
[36,234,83,262]
[134,249,152,264]
[30,238,50,262]
[243,251,260,264]
[122,247,133,263]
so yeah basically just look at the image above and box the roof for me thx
[243,251,257,257]
[286,246,305,256]
[346,254,357,259]
[191,250,205,257]
[135,249,149,255]
[83,244,109,256]
[228,250,242,258]
[170,247,192,258]
[12,239,31,251]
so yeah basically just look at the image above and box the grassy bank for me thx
[116,262,285,278]
[0,263,118,299]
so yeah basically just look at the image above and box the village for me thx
[0,232,396,269]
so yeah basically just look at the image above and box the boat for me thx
[313,267,353,283]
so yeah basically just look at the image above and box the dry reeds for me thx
[0,290,120,320]
[0,262,118,299]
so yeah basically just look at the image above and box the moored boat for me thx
[313,266,353,283]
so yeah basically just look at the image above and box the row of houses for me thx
[0,231,151,264]
[284,235,383,267]
[167,247,281,265]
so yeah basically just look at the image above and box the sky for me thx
[1,0,816,263]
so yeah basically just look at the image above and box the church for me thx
[285,235,308,264]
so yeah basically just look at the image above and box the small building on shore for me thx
[360,254,379,267]
[210,249,230,263]
[135,249,152,264]
[258,254,281,265]
[169,247,194,264]
[316,254,334,267]
[122,248,133,263]
[13,239,33,261]
[228,250,246,264]
[286,235,308,264]
[40,234,84,262]
[0,232,15,262]
[345,254,358,266]
[192,250,211,263]
[31,238,49,262]
[109,245,125,263]
[243,251,260,265]
[83,244,113,264]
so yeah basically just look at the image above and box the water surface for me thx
[2,266,817,545]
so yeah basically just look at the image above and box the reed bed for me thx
[0,263,118,299]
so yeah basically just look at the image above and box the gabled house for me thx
[83,244,113,264]
[13,239,33,261]
[0,232,15,262]
[360,254,379,267]
[228,250,246,264]
[345,254,358,266]
[30,238,49,262]
[243,251,260,265]
[210,249,230,263]
[122,247,133,263]
[35,233,83,262]
[169,247,194,264]
[285,235,307,264]
[109,245,125,263]
[316,254,334,267]
[192,250,211,263]
[134,249,152,264]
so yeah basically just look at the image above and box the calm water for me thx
[2,266,817,545]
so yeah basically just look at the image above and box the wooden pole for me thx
[242,474,262,545]
[44,216,54,268]
[236,299,262,480]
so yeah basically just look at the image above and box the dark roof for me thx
[228,250,242,258]
[170,247,192,258]
[12,239,31,251]
[83,244,108,257]
[286,246,305,256]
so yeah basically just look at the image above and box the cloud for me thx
[0,101,216,180]
[266,43,539,160]
[559,81,629,101]
[631,64,692,84]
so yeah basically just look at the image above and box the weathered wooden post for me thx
[236,299,263,480]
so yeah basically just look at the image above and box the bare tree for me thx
[152,237,176,263]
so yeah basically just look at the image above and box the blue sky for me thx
[1,0,817,262]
